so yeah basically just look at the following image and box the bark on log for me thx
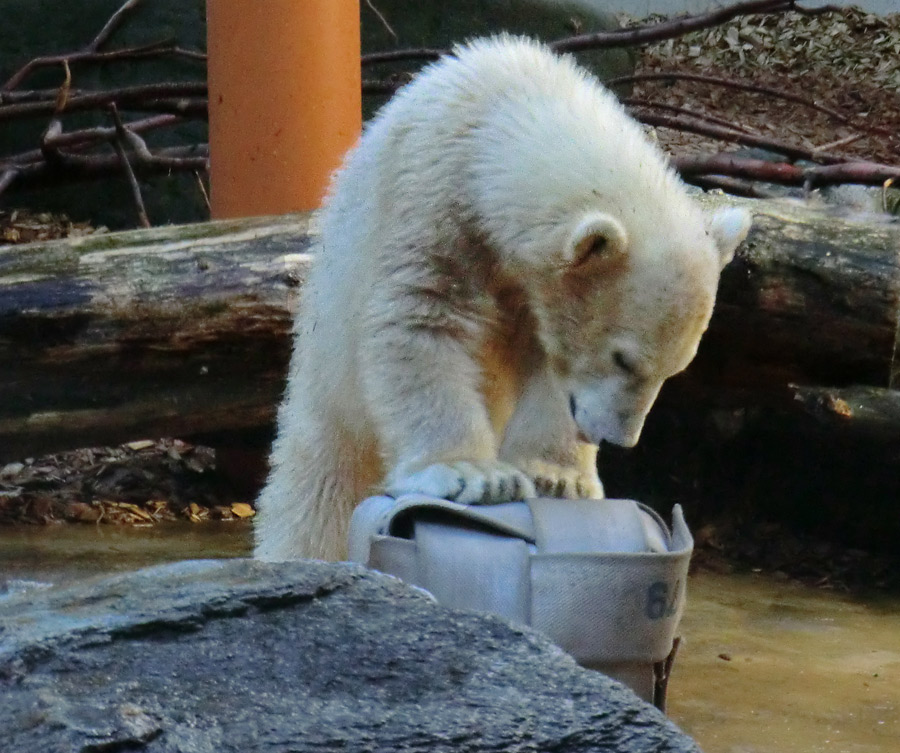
[0,198,898,463]
[789,384,900,442]
[0,214,312,462]
[688,196,900,395]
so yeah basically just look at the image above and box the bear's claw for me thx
[518,459,604,500]
[387,460,536,505]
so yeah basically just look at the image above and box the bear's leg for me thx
[255,395,381,561]
[363,325,535,504]
[499,365,604,499]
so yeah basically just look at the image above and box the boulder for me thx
[0,558,700,752]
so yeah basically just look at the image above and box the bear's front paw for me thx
[519,459,604,499]
[387,460,536,505]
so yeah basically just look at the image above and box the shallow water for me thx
[0,522,250,586]
[670,572,900,753]
[1,524,897,752]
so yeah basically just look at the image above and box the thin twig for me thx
[363,0,398,44]
[109,104,150,228]
[812,133,864,156]
[361,48,445,67]
[639,110,846,164]
[3,41,183,92]
[624,98,757,135]
[194,171,211,213]
[89,0,144,52]
[0,143,207,200]
[171,46,207,62]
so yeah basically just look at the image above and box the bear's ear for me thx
[565,213,629,267]
[707,206,752,269]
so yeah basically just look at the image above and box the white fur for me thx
[254,36,751,561]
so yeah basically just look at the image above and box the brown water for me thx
[1,524,898,752]
[0,522,251,585]
[671,572,900,753]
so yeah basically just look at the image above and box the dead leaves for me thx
[625,7,900,167]
[0,209,105,245]
[637,8,900,90]
[0,439,256,526]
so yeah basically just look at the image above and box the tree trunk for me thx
[0,198,898,464]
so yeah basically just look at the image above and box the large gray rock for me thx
[0,559,700,752]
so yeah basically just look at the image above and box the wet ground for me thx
[1,523,897,753]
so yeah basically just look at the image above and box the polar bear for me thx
[254,35,751,562]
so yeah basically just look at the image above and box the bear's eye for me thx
[612,350,637,376]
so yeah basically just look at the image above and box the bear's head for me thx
[533,204,751,448]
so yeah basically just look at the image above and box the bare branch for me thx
[638,110,848,164]
[3,41,185,92]
[358,0,838,65]
[0,145,208,197]
[685,174,775,198]
[812,133,865,156]
[194,171,212,213]
[363,0,398,44]
[1,115,184,171]
[605,72,893,138]
[0,82,207,120]
[362,78,404,95]
[109,104,151,228]
[551,0,840,53]
[89,0,144,53]
[361,48,445,67]
[673,152,900,188]
[623,98,757,135]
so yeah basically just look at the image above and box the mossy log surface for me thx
[0,199,898,463]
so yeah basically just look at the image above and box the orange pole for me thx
[207,1,362,218]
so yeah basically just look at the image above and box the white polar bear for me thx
[254,35,751,562]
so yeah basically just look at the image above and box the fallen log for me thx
[0,198,898,463]
[788,384,900,442]
[0,214,311,462]
[688,196,900,394]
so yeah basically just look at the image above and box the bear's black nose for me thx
[568,394,577,419]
